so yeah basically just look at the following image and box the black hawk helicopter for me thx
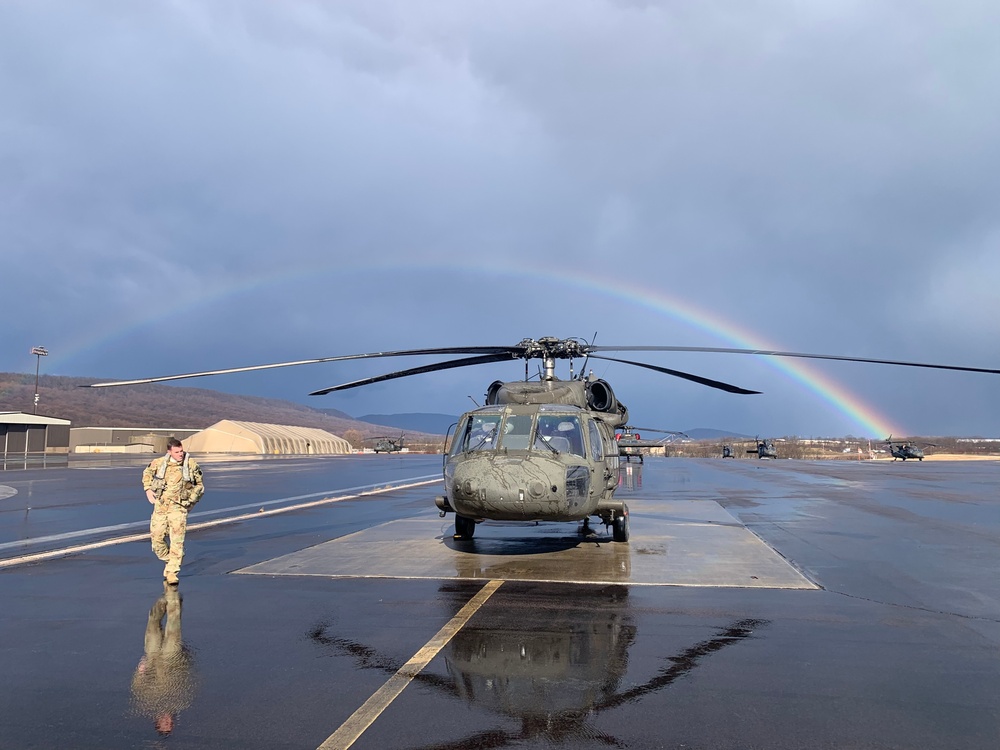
[884,435,929,461]
[747,436,779,459]
[368,433,405,453]
[84,335,1000,544]
[615,426,687,463]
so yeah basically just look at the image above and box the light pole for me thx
[31,346,48,414]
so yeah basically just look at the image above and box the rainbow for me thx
[51,259,902,437]
[549,269,902,438]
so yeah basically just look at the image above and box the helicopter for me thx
[84,335,1000,544]
[884,435,928,461]
[747,436,779,459]
[368,433,405,453]
[614,426,688,463]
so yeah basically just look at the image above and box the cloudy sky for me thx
[3,1,998,438]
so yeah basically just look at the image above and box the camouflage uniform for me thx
[143,454,204,581]
[130,584,197,733]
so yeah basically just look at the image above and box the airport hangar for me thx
[0,412,71,457]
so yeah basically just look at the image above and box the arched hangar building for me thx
[182,420,351,455]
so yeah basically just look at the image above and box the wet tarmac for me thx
[1,454,998,749]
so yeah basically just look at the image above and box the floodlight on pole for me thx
[31,346,49,414]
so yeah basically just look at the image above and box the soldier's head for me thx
[167,437,185,462]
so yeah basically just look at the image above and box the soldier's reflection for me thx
[130,583,198,736]
[618,462,642,491]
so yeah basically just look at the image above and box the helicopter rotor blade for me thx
[630,427,688,435]
[81,346,524,388]
[589,355,761,395]
[588,345,1000,376]
[309,353,518,396]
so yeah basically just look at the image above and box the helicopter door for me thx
[587,420,603,460]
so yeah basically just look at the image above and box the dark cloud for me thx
[2,1,997,437]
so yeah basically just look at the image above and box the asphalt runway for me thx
[1,454,998,749]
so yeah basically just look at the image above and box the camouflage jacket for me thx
[142,455,205,509]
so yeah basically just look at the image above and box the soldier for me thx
[130,583,198,736]
[143,437,205,585]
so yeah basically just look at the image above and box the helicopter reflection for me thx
[309,585,768,748]
[129,583,198,737]
[441,586,635,745]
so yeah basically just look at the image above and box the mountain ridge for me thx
[0,373,436,440]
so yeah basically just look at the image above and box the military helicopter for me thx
[615,426,687,463]
[747,436,779,459]
[84,335,1000,544]
[884,435,929,461]
[367,433,405,453]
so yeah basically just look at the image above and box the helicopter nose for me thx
[449,456,571,520]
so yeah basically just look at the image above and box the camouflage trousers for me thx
[150,504,189,577]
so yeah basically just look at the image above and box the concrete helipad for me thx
[235,498,817,588]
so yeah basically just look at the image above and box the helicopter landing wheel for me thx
[454,515,476,540]
[612,506,630,543]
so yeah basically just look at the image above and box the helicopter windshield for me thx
[450,412,503,455]
[499,413,532,451]
[534,414,585,457]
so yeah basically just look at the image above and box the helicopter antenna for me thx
[467,395,480,407]
[578,332,598,381]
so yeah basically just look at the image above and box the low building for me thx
[71,427,200,454]
[182,420,351,455]
[1,412,71,457]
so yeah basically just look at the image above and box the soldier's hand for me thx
[146,490,156,504]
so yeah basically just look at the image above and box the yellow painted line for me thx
[317,579,503,750]
[0,478,441,569]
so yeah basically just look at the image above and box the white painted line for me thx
[0,478,442,569]
[0,475,442,553]
[317,580,503,750]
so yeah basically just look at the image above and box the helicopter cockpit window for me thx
[450,413,503,455]
[499,414,532,451]
[535,415,584,457]
[467,414,501,452]
[587,420,603,460]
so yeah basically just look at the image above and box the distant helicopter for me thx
[368,434,405,453]
[614,426,687,463]
[747,436,778,459]
[84,335,1000,544]
[884,436,928,461]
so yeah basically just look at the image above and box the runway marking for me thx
[0,475,441,553]
[317,579,503,750]
[0,477,442,569]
